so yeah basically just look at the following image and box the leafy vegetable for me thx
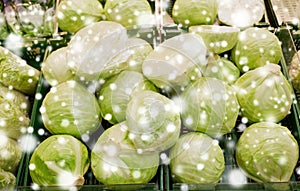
[172,0,218,27]
[288,50,300,92]
[231,27,282,72]
[57,0,105,34]
[97,70,157,124]
[29,135,90,186]
[41,80,101,139]
[234,64,293,123]
[236,122,299,182]
[91,122,159,185]
[180,77,239,138]
[0,168,16,187]
[0,46,40,95]
[170,132,225,183]
[0,135,22,173]
[126,90,181,152]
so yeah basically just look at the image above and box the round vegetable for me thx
[126,90,181,152]
[0,169,16,187]
[42,47,75,86]
[142,33,207,92]
[231,27,282,72]
[41,80,101,139]
[57,0,104,34]
[170,132,225,183]
[0,135,22,173]
[29,135,90,186]
[104,0,153,28]
[202,55,240,85]
[172,0,218,27]
[91,122,159,185]
[189,25,240,54]
[217,0,265,28]
[236,122,299,182]
[180,77,239,138]
[234,64,293,123]
[288,50,300,92]
[98,70,157,124]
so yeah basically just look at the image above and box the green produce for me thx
[288,50,300,92]
[0,46,40,95]
[41,80,101,139]
[231,27,282,72]
[41,46,74,86]
[99,37,153,80]
[0,12,8,40]
[234,64,293,123]
[202,55,240,85]
[57,0,104,34]
[67,21,128,82]
[91,122,159,185]
[170,132,225,183]
[180,77,239,138]
[189,25,240,54]
[126,90,181,152]
[217,0,265,28]
[98,70,157,124]
[29,135,90,186]
[236,122,299,182]
[0,136,22,173]
[0,83,31,115]
[172,0,217,27]
[142,33,207,92]
[104,0,153,28]
[0,168,16,188]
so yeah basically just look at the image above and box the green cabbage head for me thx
[236,122,299,182]
[233,64,293,123]
[0,136,22,173]
[172,0,218,27]
[57,0,105,34]
[0,168,16,187]
[126,90,181,152]
[41,80,101,139]
[29,135,90,186]
[98,70,157,124]
[180,77,239,138]
[170,132,225,183]
[91,122,159,185]
[231,27,282,72]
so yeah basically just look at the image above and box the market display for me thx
[0,0,300,189]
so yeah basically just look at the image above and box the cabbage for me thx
[142,33,207,92]
[288,50,300,92]
[236,122,299,182]
[57,0,104,34]
[0,12,8,40]
[231,27,282,72]
[40,80,101,139]
[126,90,181,152]
[217,0,265,28]
[91,122,159,185]
[189,25,240,54]
[0,135,22,173]
[104,0,153,28]
[97,70,157,124]
[0,46,40,95]
[67,21,128,82]
[172,0,217,27]
[41,47,75,86]
[29,135,90,186]
[233,64,293,123]
[180,77,239,138]
[0,169,16,187]
[203,55,240,85]
[170,132,225,183]
[99,37,153,80]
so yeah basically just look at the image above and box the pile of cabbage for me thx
[0,46,40,187]
[29,19,299,187]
